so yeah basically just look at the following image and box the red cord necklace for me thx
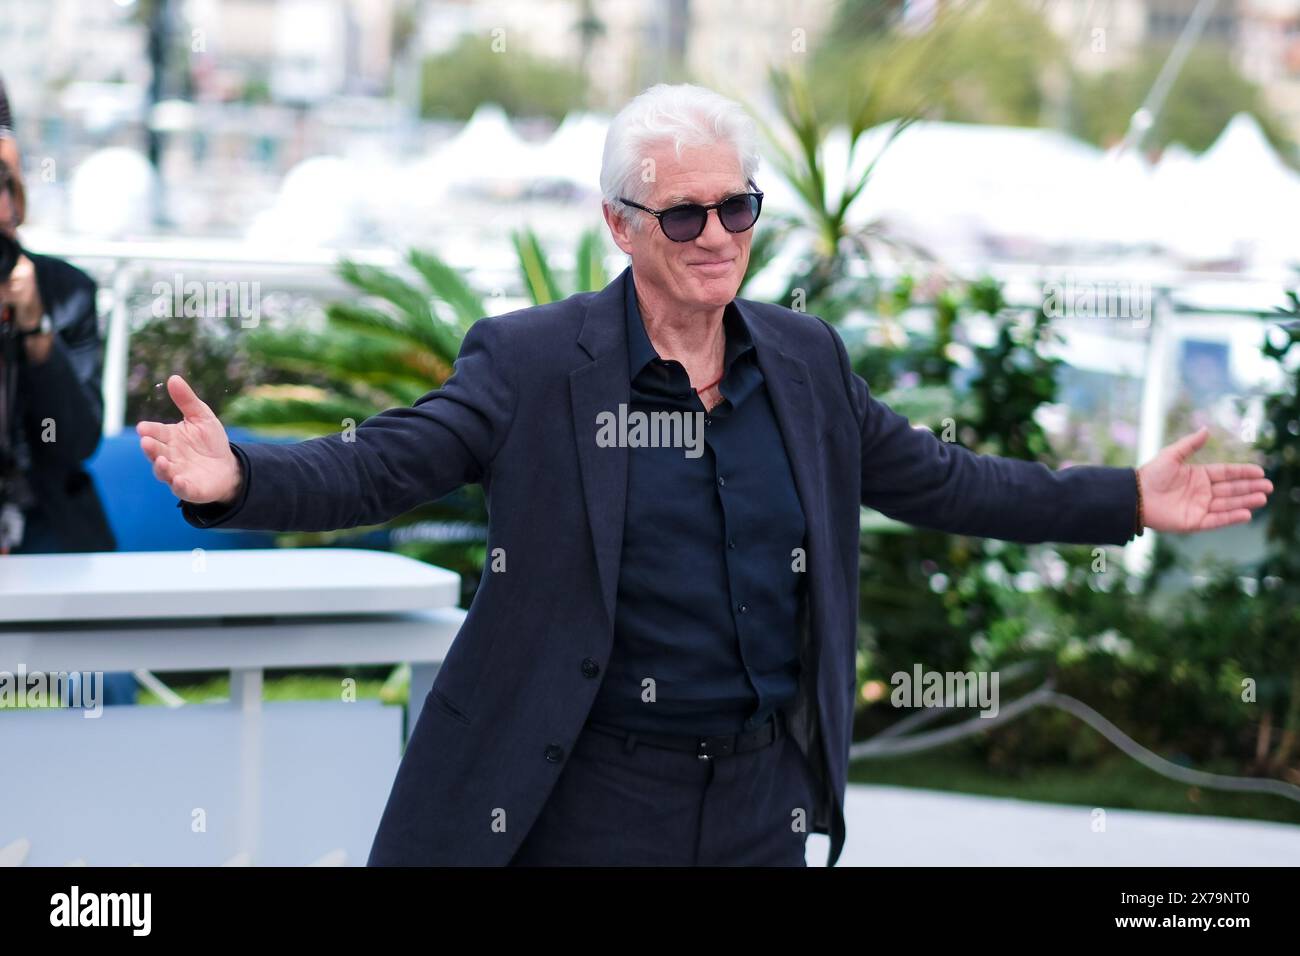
[693,370,724,393]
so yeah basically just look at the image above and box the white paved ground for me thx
[805,785,1300,866]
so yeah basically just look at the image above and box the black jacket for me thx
[5,247,114,553]
[182,265,1139,866]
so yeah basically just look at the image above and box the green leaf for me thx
[513,228,563,305]
[407,249,485,332]
[574,227,608,293]
[325,300,462,368]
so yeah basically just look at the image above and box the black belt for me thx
[585,709,785,759]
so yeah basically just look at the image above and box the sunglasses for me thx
[618,180,764,242]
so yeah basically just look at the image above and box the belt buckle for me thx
[696,733,734,760]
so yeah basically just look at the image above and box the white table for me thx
[0,548,466,865]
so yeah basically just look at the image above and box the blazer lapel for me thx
[735,299,830,795]
[736,299,826,562]
[570,267,633,631]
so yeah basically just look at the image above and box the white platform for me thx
[0,701,402,866]
[0,548,460,622]
[0,548,465,866]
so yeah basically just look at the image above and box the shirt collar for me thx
[624,266,754,381]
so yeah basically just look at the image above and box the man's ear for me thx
[602,202,635,256]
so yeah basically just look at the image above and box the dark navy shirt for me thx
[586,269,808,737]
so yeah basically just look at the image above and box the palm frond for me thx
[574,227,608,292]
[223,385,381,435]
[245,327,449,395]
[513,229,563,305]
[325,300,463,367]
[338,258,435,325]
[407,249,485,332]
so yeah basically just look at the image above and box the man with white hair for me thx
[136,83,1272,866]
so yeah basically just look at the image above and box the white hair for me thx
[600,83,761,231]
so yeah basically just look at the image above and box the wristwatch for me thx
[19,313,53,337]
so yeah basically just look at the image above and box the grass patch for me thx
[136,674,403,706]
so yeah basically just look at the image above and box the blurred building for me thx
[189,0,398,102]
[414,0,832,108]
[0,0,148,122]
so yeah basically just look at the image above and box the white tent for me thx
[1156,112,1300,269]
[410,103,539,194]
[843,121,1150,261]
[245,155,367,247]
[530,111,608,195]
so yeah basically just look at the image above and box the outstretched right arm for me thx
[136,316,516,533]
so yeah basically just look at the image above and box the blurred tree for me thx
[811,0,1066,128]
[824,0,907,38]
[1245,288,1300,775]
[572,0,607,87]
[1072,44,1292,155]
[813,2,1295,163]
[419,34,587,121]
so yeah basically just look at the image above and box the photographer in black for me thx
[0,158,115,556]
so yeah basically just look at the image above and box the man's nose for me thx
[694,207,732,247]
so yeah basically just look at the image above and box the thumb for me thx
[167,374,212,422]
[1170,425,1209,462]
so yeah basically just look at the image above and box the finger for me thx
[1198,509,1252,531]
[139,435,166,463]
[171,471,194,501]
[1205,462,1266,481]
[136,420,175,442]
[1210,477,1273,496]
[152,454,173,486]
[166,374,213,422]
[1169,425,1209,462]
[1208,492,1268,512]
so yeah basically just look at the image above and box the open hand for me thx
[135,374,242,505]
[1138,426,1272,533]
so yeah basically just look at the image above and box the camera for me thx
[0,229,17,283]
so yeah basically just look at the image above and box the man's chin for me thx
[685,271,741,305]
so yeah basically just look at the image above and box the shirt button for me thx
[737,603,749,614]
[704,417,712,426]
[718,475,726,487]
[581,658,600,678]
[544,744,565,763]
[727,538,736,549]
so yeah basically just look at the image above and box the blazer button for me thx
[581,658,600,678]
[544,744,565,763]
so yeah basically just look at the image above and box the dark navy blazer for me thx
[183,263,1139,866]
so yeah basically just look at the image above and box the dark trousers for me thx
[509,709,819,866]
